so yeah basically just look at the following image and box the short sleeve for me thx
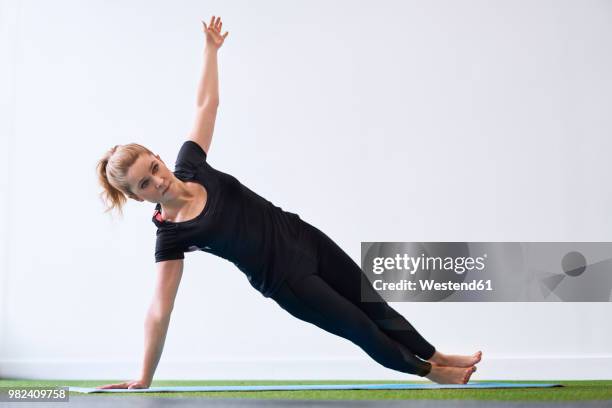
[174,140,207,175]
[154,229,185,263]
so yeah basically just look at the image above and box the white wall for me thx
[1,0,611,381]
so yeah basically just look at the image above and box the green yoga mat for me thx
[69,382,563,393]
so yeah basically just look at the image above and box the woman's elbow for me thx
[199,98,219,110]
[147,302,174,321]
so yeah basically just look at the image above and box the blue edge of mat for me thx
[69,382,563,393]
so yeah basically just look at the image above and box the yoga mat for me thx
[69,382,563,393]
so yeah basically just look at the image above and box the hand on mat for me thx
[202,15,229,50]
[95,380,149,390]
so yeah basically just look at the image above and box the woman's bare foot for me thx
[425,364,477,384]
[429,350,482,368]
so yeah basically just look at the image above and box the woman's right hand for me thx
[95,379,150,390]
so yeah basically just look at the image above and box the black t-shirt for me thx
[152,141,308,298]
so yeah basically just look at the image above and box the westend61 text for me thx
[373,279,493,292]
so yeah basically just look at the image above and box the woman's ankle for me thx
[428,350,446,365]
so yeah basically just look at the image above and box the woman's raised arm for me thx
[188,16,229,155]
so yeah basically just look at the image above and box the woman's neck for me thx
[160,179,197,219]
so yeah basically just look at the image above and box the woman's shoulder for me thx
[175,140,208,172]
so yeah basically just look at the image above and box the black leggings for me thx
[270,220,436,377]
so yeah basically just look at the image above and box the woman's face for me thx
[126,153,175,203]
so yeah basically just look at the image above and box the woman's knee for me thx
[336,313,389,346]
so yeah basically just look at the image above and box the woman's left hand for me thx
[202,15,229,50]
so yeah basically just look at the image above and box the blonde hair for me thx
[96,143,155,216]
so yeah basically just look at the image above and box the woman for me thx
[96,16,481,390]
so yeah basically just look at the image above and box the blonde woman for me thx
[96,16,481,390]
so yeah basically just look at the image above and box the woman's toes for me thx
[463,366,476,384]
